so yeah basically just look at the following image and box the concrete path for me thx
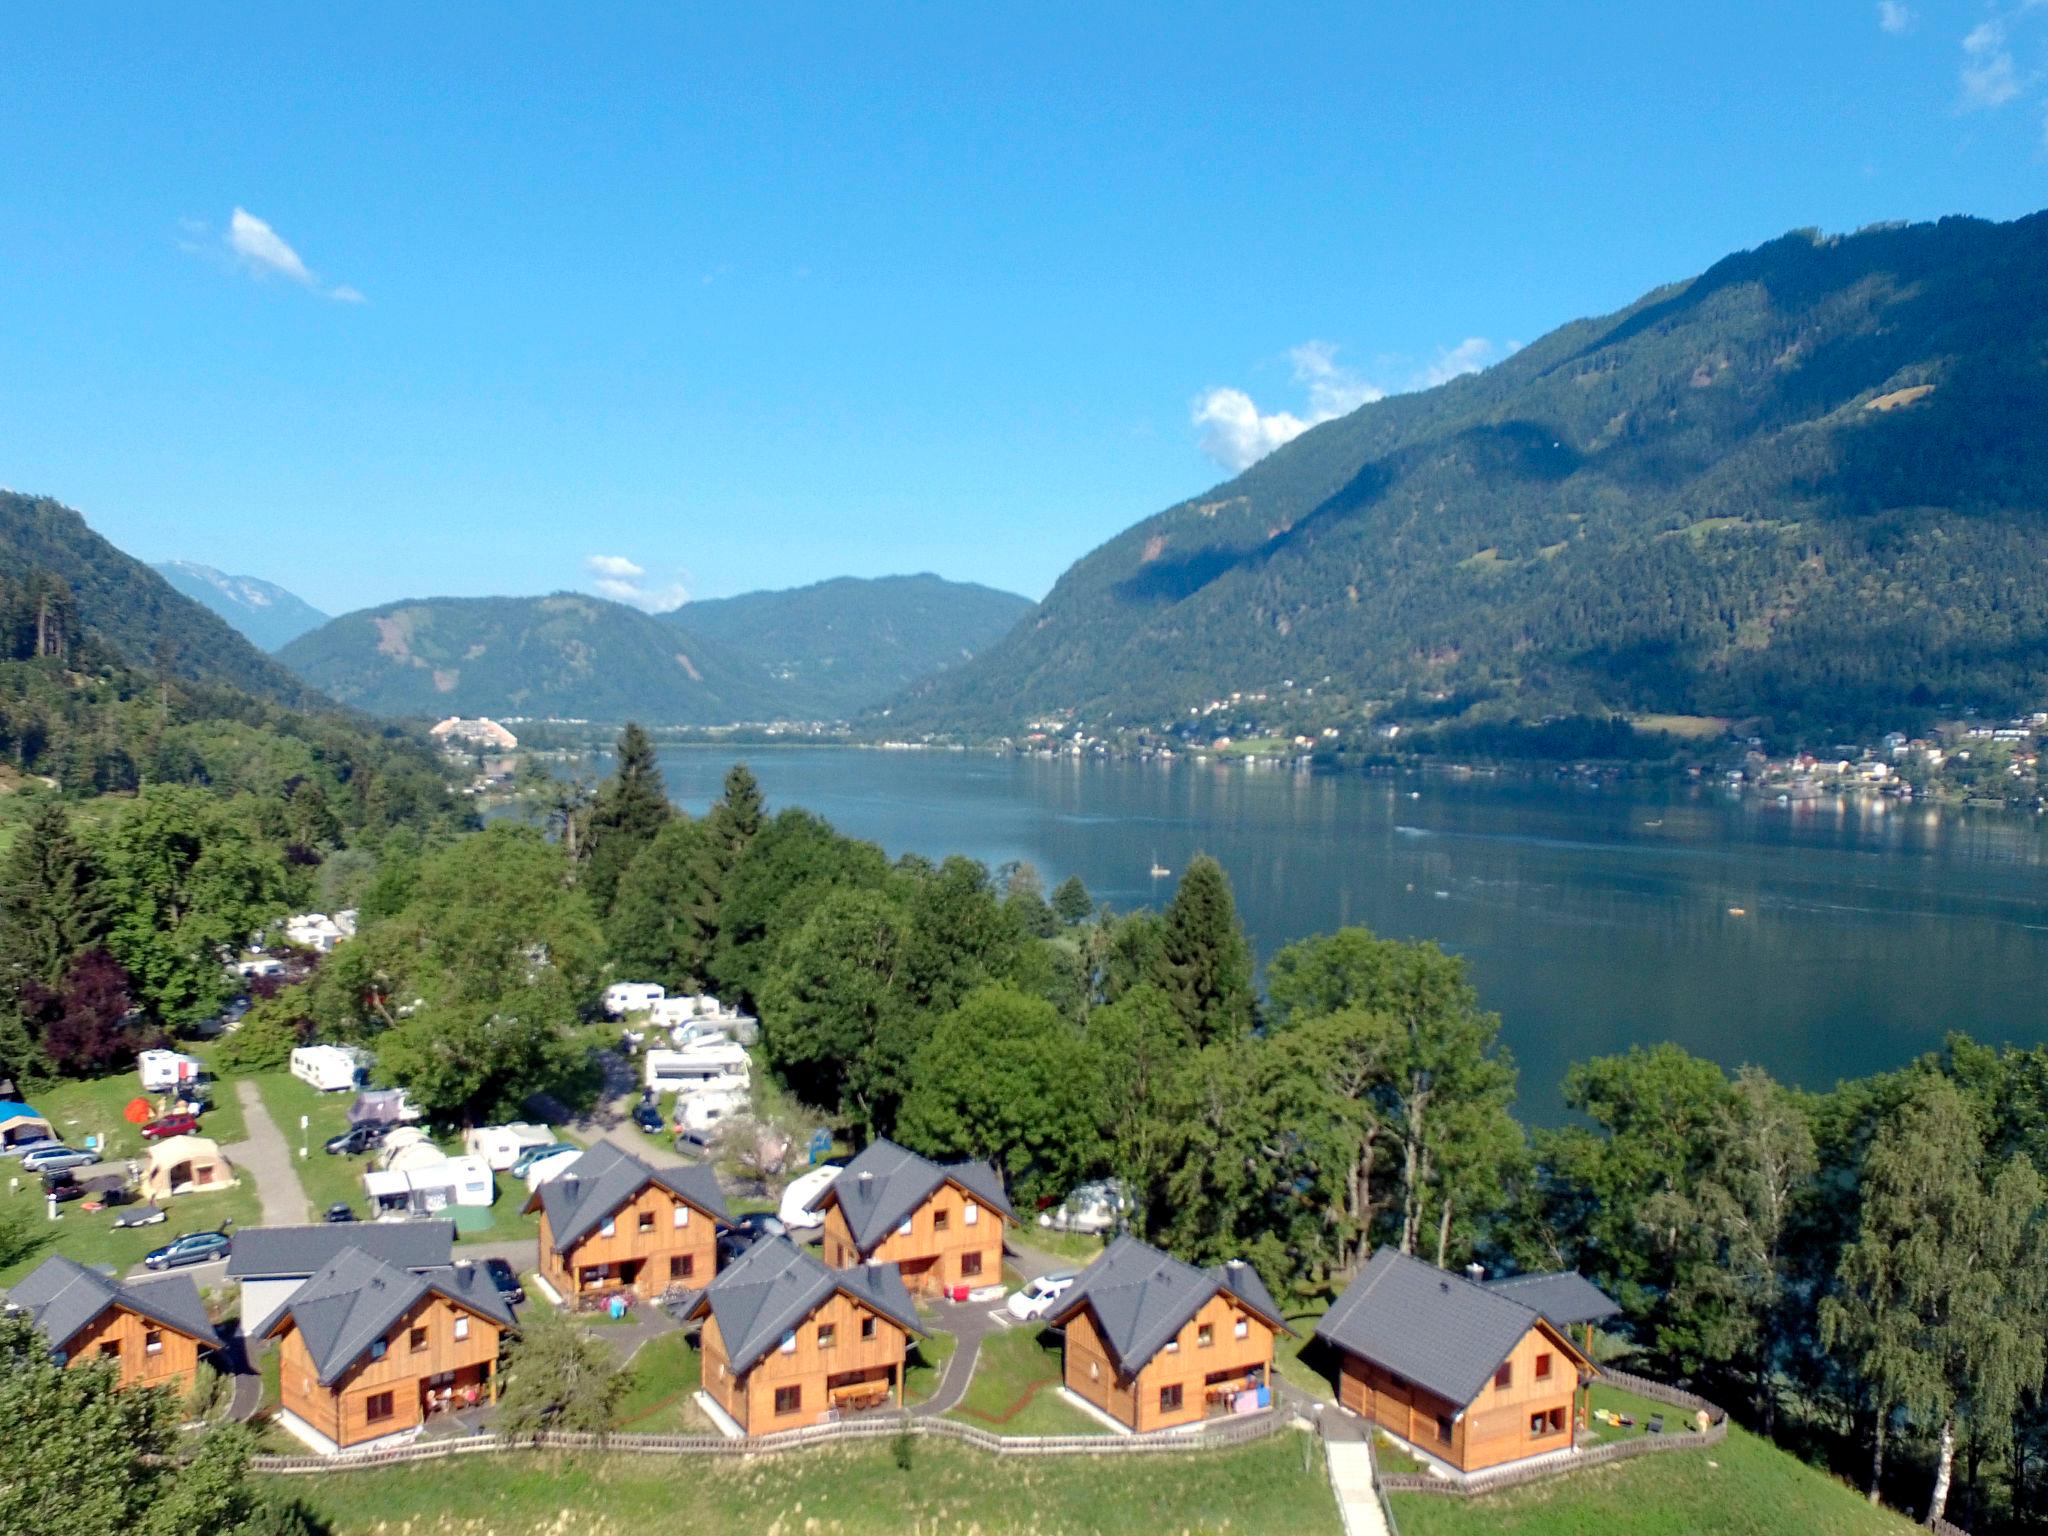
[909,1295,1001,1417]
[226,1080,310,1227]
[1324,1438,1390,1536]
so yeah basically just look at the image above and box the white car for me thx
[1006,1271,1079,1322]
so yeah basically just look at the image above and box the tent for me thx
[382,1139,448,1176]
[140,1136,232,1201]
[0,1102,54,1151]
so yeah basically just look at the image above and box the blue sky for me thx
[3,3,2045,616]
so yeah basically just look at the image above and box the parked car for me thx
[140,1114,200,1142]
[322,1202,358,1223]
[22,1144,98,1174]
[717,1211,789,1263]
[1006,1271,1080,1322]
[323,1123,387,1157]
[632,1102,665,1134]
[41,1170,89,1203]
[143,1228,232,1271]
[509,1141,580,1178]
[482,1256,525,1305]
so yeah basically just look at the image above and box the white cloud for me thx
[1193,336,1513,471]
[584,554,688,613]
[207,207,364,302]
[1961,20,2022,106]
[1877,0,1912,34]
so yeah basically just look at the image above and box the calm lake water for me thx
[654,746,2048,1120]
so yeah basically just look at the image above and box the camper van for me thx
[521,1148,582,1191]
[138,1049,204,1094]
[673,1085,749,1146]
[464,1122,554,1172]
[290,1045,368,1093]
[643,1044,751,1095]
[651,993,759,1044]
[602,981,665,1018]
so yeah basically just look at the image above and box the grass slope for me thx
[1389,1414,1919,1536]
[290,1435,1340,1535]
[947,1324,1105,1435]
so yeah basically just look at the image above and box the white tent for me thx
[140,1135,232,1200]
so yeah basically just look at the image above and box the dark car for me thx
[140,1113,201,1142]
[482,1256,525,1305]
[632,1102,665,1134]
[323,1124,386,1157]
[41,1170,89,1203]
[143,1228,232,1270]
[323,1202,358,1223]
[717,1212,788,1263]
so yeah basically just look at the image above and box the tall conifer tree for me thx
[580,723,671,916]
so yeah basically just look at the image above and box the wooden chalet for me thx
[523,1140,730,1305]
[264,1248,515,1454]
[808,1138,1014,1297]
[685,1234,924,1434]
[6,1253,221,1394]
[1314,1247,1607,1474]
[1047,1236,1288,1434]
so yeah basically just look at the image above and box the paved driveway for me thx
[225,1080,310,1226]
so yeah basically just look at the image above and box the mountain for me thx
[665,574,1032,719]
[278,593,781,723]
[890,212,2048,743]
[0,491,322,708]
[152,560,329,651]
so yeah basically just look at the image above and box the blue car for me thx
[143,1229,232,1271]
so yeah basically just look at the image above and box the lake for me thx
[654,746,2048,1120]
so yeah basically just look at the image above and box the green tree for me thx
[670,763,766,983]
[579,722,672,916]
[494,1309,628,1440]
[708,809,891,1008]
[1821,1074,2048,1522]
[606,816,709,987]
[1264,1006,1404,1275]
[0,800,108,988]
[100,785,291,1028]
[898,985,1102,1207]
[1085,982,1195,1240]
[1148,854,1254,1043]
[1051,873,1093,926]
[378,995,582,1125]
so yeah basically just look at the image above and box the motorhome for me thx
[643,1044,751,1095]
[289,1045,368,1093]
[673,1085,750,1145]
[464,1123,555,1172]
[603,982,665,1018]
[138,1049,204,1094]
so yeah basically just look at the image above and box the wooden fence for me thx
[252,1404,1288,1474]
[1376,1370,1728,1500]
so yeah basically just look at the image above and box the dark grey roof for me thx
[687,1235,922,1375]
[1316,1247,1584,1408]
[1483,1270,1620,1329]
[6,1254,222,1354]
[808,1138,1015,1254]
[262,1249,514,1386]
[1047,1235,1289,1373]
[226,1222,453,1281]
[527,1140,731,1254]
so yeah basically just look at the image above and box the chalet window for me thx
[100,1340,121,1359]
[1165,1336,1179,1354]
[1234,1318,1249,1340]
[1090,1360,1100,1381]
[1159,1383,1183,1413]
[453,1316,470,1341]
[774,1385,802,1416]
[674,1205,690,1228]
[370,1339,386,1359]
[897,1216,913,1236]
[410,1326,428,1354]
[779,1331,797,1354]
[670,1255,694,1281]
[860,1315,876,1340]
[1494,1361,1513,1390]
[600,1217,616,1237]
[963,1203,979,1226]
[638,1210,656,1233]
[1197,1323,1214,1348]
[366,1391,395,1423]
[144,1329,163,1356]
[933,1209,949,1233]
[960,1251,983,1278]
[1535,1352,1553,1381]
[1435,1415,1455,1444]
[1529,1411,1548,1437]
[818,1323,836,1350]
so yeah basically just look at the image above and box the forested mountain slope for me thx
[279,594,777,723]
[153,560,329,651]
[0,492,323,708]
[890,212,2048,740]
[669,574,1032,718]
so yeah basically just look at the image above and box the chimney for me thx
[1465,1262,1485,1284]
[562,1172,579,1202]
[1439,1280,1449,1294]
[858,1170,873,1187]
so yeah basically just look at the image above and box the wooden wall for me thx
[66,1304,206,1395]
[821,1179,1004,1296]
[1335,1321,1582,1472]
[538,1181,719,1301]
[278,1291,504,1449]
[1063,1290,1276,1433]
[700,1288,910,1434]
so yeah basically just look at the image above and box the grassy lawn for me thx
[902,1329,958,1405]
[25,1063,243,1164]
[612,1331,709,1432]
[1274,1294,1336,1404]
[1016,1225,1111,1267]
[1582,1383,1698,1445]
[947,1324,1105,1436]
[1389,1417,1920,1536]
[1375,1431,1427,1476]
[0,1174,262,1284]
[289,1434,1342,1535]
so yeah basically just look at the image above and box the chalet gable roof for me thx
[807,1138,1014,1254]
[1047,1235,1288,1374]
[686,1235,922,1375]
[262,1248,514,1386]
[526,1140,731,1254]
[5,1253,222,1355]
